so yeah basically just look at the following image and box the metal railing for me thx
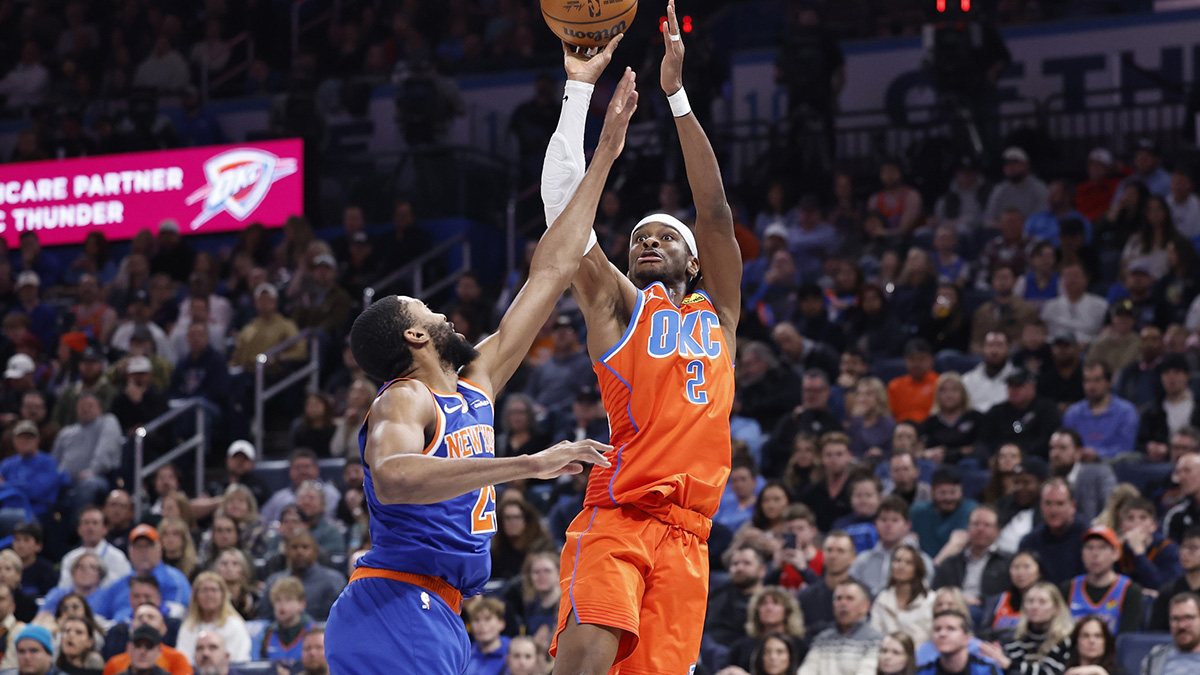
[132,399,209,511]
[361,235,472,308]
[253,330,321,456]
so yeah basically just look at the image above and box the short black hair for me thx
[13,520,42,543]
[351,296,419,382]
[129,574,161,593]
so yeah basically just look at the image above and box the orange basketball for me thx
[541,0,637,48]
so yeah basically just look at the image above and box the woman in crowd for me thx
[747,483,790,539]
[1097,182,1149,252]
[196,515,243,571]
[980,581,1074,675]
[1154,238,1200,326]
[920,283,972,355]
[56,615,105,675]
[516,552,561,652]
[36,554,105,622]
[215,548,259,621]
[980,443,1022,505]
[871,544,936,644]
[919,372,983,466]
[982,551,1045,640]
[847,377,896,460]
[158,517,198,579]
[497,394,551,458]
[1063,615,1125,675]
[892,249,939,335]
[1121,194,1180,278]
[1092,484,1141,530]
[329,378,374,458]
[176,572,251,663]
[725,586,807,672]
[490,492,553,580]
[878,632,917,675]
[160,491,198,538]
[782,433,822,500]
[291,392,336,457]
[218,483,267,558]
[0,549,35,621]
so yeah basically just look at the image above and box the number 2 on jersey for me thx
[686,360,708,404]
[471,485,497,534]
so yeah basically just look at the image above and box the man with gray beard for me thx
[193,631,248,675]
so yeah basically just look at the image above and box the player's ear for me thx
[403,326,429,346]
[687,256,700,279]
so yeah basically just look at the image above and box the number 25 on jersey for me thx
[471,485,497,534]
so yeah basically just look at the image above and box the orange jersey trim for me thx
[362,378,444,455]
[350,566,463,615]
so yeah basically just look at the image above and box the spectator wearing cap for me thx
[108,327,174,392]
[14,624,61,675]
[103,601,189,675]
[867,160,924,235]
[292,254,353,337]
[1040,263,1108,345]
[330,205,370,264]
[1115,325,1166,409]
[1149,527,1200,631]
[149,220,195,284]
[1112,138,1172,208]
[1037,332,1084,411]
[932,505,1012,605]
[112,291,175,366]
[72,273,119,347]
[976,367,1061,460]
[523,314,594,418]
[995,458,1047,553]
[1169,166,1200,239]
[115,624,169,675]
[0,419,64,518]
[789,195,838,281]
[1062,525,1144,634]
[0,352,39,422]
[1075,148,1121,222]
[13,270,58,351]
[1139,355,1200,462]
[1023,179,1093,247]
[94,525,191,621]
[743,221,794,294]
[1087,300,1141,377]
[971,265,1041,356]
[911,468,980,560]
[1062,361,1139,460]
[1018,478,1087,584]
[191,440,270,520]
[109,356,168,436]
[962,331,1016,414]
[887,339,938,424]
[51,392,123,515]
[982,147,1050,227]
[553,385,610,445]
[1047,428,1117,523]
[52,346,117,427]
[229,283,305,371]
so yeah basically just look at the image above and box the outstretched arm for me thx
[468,67,640,394]
[661,0,740,338]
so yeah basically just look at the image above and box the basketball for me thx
[541,0,637,48]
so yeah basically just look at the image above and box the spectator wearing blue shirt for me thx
[1024,180,1093,246]
[911,468,979,560]
[0,419,64,517]
[12,271,58,353]
[464,596,509,675]
[831,473,882,553]
[715,457,763,533]
[789,195,838,282]
[742,223,794,296]
[1111,138,1172,207]
[93,524,191,620]
[1062,362,1140,460]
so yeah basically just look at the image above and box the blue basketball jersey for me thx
[355,377,497,598]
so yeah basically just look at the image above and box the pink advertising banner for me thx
[0,138,304,248]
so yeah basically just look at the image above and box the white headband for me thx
[630,214,699,257]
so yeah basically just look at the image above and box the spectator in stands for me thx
[260,449,340,525]
[175,573,250,664]
[180,273,233,340]
[1075,149,1119,223]
[789,195,838,281]
[54,347,118,427]
[1064,525,1144,633]
[1117,496,1180,591]
[849,495,934,596]
[844,283,907,359]
[105,609,186,675]
[1144,592,1200,675]
[294,480,344,557]
[1019,479,1087,584]
[978,368,1061,460]
[762,369,839,477]
[983,147,1050,226]
[464,596,509,675]
[846,377,894,460]
[1116,138,1172,204]
[934,156,989,231]
[292,255,352,338]
[13,271,58,352]
[13,625,56,675]
[230,283,305,371]
[1138,355,1200,460]
[52,393,123,514]
[55,614,104,674]
[916,610,993,675]
[706,546,768,647]
[798,579,882,675]
[145,221,194,284]
[883,451,931,505]
[796,284,847,352]
[931,226,971,287]
[101,582,184,662]
[1012,241,1060,310]
[257,533,345,621]
[167,296,221,364]
[132,35,191,93]
[971,265,1039,354]
[799,531,855,636]
[1025,180,1092,247]
[716,457,761,534]
[73,274,118,347]
[94,525,191,620]
[167,322,231,417]
[1041,264,1108,345]
[981,550,1044,639]
[1169,166,1200,239]
[0,41,48,110]
[981,581,1073,674]
[378,200,434,275]
[724,586,808,673]
[110,356,167,435]
[1087,303,1141,380]
[801,433,855,532]
[1165,454,1200,543]
[1121,196,1179,279]
[888,339,938,424]
[113,298,174,367]
[191,631,238,675]
[13,522,54,597]
[523,314,593,418]
[913,468,979,560]
[1097,181,1150,253]
[918,282,971,355]
[868,160,923,235]
[774,322,839,382]
[552,385,610,445]
[1062,363,1138,460]
[1150,528,1200,631]
[0,352,38,420]
[158,517,197,580]
[289,393,335,457]
[1035,332,1084,412]
[977,208,1034,285]
[110,325,174,391]
[870,543,936,645]
[214,549,258,621]
[832,474,882,552]
[38,552,106,619]
[0,419,64,518]
[59,506,132,590]
[1114,325,1165,408]
[297,628,327,675]
[1047,429,1116,523]
[933,506,1012,605]
[963,331,1016,414]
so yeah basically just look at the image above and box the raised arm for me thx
[660,0,740,334]
[366,383,610,505]
[468,67,640,394]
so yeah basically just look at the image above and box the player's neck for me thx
[409,361,458,393]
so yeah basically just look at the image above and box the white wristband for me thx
[667,87,692,118]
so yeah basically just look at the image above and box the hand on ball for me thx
[563,32,624,85]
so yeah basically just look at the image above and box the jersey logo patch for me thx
[443,403,464,414]
[470,399,491,409]
[682,293,705,305]
[420,591,430,610]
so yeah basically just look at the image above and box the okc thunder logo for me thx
[185,149,297,229]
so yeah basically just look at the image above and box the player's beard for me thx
[430,320,480,372]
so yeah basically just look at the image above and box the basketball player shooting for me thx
[545,1,741,673]
[323,55,640,675]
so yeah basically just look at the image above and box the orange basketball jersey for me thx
[584,281,734,518]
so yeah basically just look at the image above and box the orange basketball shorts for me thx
[550,503,710,675]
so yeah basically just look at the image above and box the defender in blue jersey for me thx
[324,52,638,675]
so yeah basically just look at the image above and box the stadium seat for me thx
[1113,462,1172,495]
[233,662,276,675]
[1115,632,1172,675]
[961,469,991,499]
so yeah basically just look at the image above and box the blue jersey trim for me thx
[568,506,600,625]
[607,443,628,507]
[599,283,648,364]
[599,361,639,435]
